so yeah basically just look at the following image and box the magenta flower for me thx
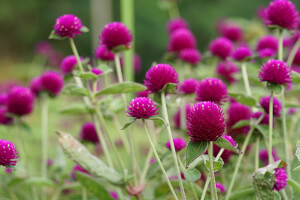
[292,48,300,65]
[95,45,115,61]
[47,159,53,166]
[0,93,8,105]
[35,41,53,56]
[216,61,239,83]
[265,0,299,30]
[0,107,13,125]
[186,101,225,141]
[288,107,297,115]
[273,168,287,191]
[0,139,18,167]
[79,122,100,144]
[258,48,276,59]
[173,104,191,129]
[91,68,103,75]
[257,7,268,21]
[251,111,271,126]
[259,148,278,165]
[232,46,253,61]
[109,191,119,200]
[99,22,133,51]
[259,96,282,117]
[168,29,196,53]
[144,64,179,93]
[165,138,186,152]
[256,35,278,54]
[226,103,251,138]
[126,97,159,119]
[216,182,226,193]
[259,60,291,85]
[54,14,83,38]
[29,76,43,97]
[195,78,228,104]
[136,90,150,98]
[179,79,198,94]
[5,168,13,174]
[220,24,243,42]
[7,86,34,116]
[167,18,189,34]
[71,165,89,180]
[179,48,202,65]
[60,55,82,74]
[209,37,233,60]
[213,135,236,163]
[40,71,64,96]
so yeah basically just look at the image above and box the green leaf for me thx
[182,168,201,182]
[96,82,146,96]
[288,179,300,194]
[7,177,26,188]
[111,45,130,53]
[97,64,113,75]
[254,124,269,138]
[147,152,171,179]
[48,30,67,40]
[292,71,300,84]
[57,131,123,185]
[160,83,177,94]
[214,136,240,154]
[121,118,136,130]
[285,102,300,108]
[230,186,255,200]
[21,121,31,134]
[80,26,89,33]
[267,82,282,94]
[293,165,300,171]
[204,157,224,172]
[186,140,208,167]
[296,146,300,162]
[23,177,55,187]
[69,87,90,97]
[79,72,98,80]
[153,93,162,104]
[147,116,168,126]
[232,120,250,129]
[75,172,114,200]
[229,92,257,107]
[60,104,94,115]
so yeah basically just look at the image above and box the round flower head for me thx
[259,148,278,165]
[168,29,196,53]
[47,159,53,166]
[220,24,243,42]
[216,182,226,193]
[273,168,287,191]
[179,48,202,65]
[173,104,191,129]
[258,48,277,59]
[35,41,53,56]
[165,138,186,152]
[95,45,115,61]
[5,168,13,174]
[209,37,233,60]
[186,101,225,141]
[256,35,278,52]
[136,90,150,98]
[288,107,297,115]
[179,79,198,94]
[259,60,291,85]
[167,18,189,34]
[71,165,89,180]
[213,135,236,163]
[232,46,253,61]
[91,68,103,75]
[144,64,179,93]
[134,54,142,73]
[265,0,299,30]
[40,71,64,96]
[79,122,100,143]
[292,48,300,65]
[54,14,83,38]
[126,97,159,119]
[0,139,18,167]
[0,107,13,125]
[7,86,34,116]
[100,22,133,51]
[0,93,7,105]
[257,7,268,21]
[226,103,251,137]
[195,78,228,104]
[252,111,271,126]
[29,76,43,97]
[109,191,119,200]
[259,96,282,117]
[216,61,239,83]
[60,55,82,74]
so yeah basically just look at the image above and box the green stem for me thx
[69,38,84,72]
[51,188,61,200]
[180,99,186,130]
[208,142,218,200]
[278,29,283,61]
[16,118,27,172]
[114,53,124,83]
[143,120,179,200]
[113,116,130,154]
[281,190,289,200]
[82,188,87,200]
[140,145,153,185]
[255,138,260,170]
[41,94,48,200]
[161,92,186,200]
[268,91,274,164]
[241,62,251,96]
[201,176,211,200]
[287,37,300,66]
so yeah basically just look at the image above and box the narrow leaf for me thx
[182,168,201,182]
[214,136,240,154]
[23,177,55,187]
[79,72,98,80]
[160,83,178,94]
[254,124,269,138]
[232,120,250,129]
[60,104,94,115]
[204,158,224,172]
[69,87,90,97]
[48,30,67,40]
[293,166,300,171]
[288,179,300,194]
[147,116,168,126]
[267,82,282,94]
[186,140,208,167]
[229,92,257,107]
[292,71,300,84]
[80,26,89,33]
[121,118,136,130]
[96,82,146,96]
[230,186,255,200]
[147,152,171,179]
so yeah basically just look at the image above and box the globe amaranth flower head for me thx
[256,35,278,57]
[259,148,278,165]
[273,168,287,191]
[109,191,119,200]
[173,104,191,129]
[91,68,103,75]
[7,86,34,116]
[168,29,196,53]
[40,71,64,96]
[99,22,133,51]
[79,122,100,144]
[60,55,83,75]
[35,41,54,56]
[251,111,271,126]
[0,93,8,105]
[216,61,239,83]
[95,45,115,61]
[126,97,159,119]
[144,64,179,93]
[136,90,150,98]
[71,165,89,180]
[209,37,233,60]
[232,46,253,61]
[213,135,237,163]
[0,107,13,125]
[165,138,186,152]
[179,48,202,65]
[259,60,291,85]
[292,48,300,66]
[0,139,18,167]
[167,18,189,34]
[220,24,243,42]
[216,182,226,193]
[186,101,225,141]
[54,14,83,38]
[226,103,251,138]
[179,78,198,94]
[265,0,299,30]
[258,48,277,59]
[29,76,43,97]
[259,96,282,117]
[195,78,228,104]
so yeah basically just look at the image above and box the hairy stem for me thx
[241,62,252,96]
[255,138,260,170]
[268,90,274,164]
[208,142,218,200]
[287,37,300,66]
[41,94,48,200]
